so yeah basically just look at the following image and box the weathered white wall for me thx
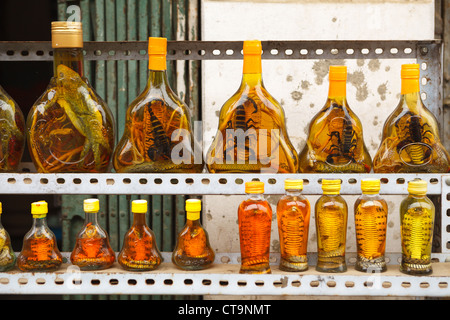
[201,0,435,264]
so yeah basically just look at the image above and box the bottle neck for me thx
[53,48,84,77]
[32,216,48,229]
[285,189,302,197]
[132,212,147,226]
[328,80,346,100]
[147,70,169,88]
[401,77,420,95]
[242,54,263,87]
[246,192,264,201]
[84,211,99,225]
[0,215,3,229]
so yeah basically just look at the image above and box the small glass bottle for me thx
[400,179,434,275]
[0,202,16,271]
[354,179,388,273]
[172,199,215,270]
[17,201,63,272]
[70,198,115,270]
[276,179,310,271]
[315,179,348,273]
[118,199,162,271]
[238,181,272,274]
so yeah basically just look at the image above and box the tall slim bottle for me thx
[113,37,203,173]
[0,203,16,271]
[238,181,272,274]
[400,179,434,275]
[27,21,115,173]
[118,199,162,271]
[172,199,215,270]
[373,64,450,173]
[17,201,62,272]
[354,179,388,273]
[0,85,25,172]
[276,179,310,271]
[315,179,347,272]
[298,66,372,173]
[206,40,298,173]
[70,199,115,270]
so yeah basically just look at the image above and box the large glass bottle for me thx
[70,198,115,270]
[27,21,115,173]
[276,179,310,271]
[373,64,450,173]
[238,181,272,274]
[17,201,63,272]
[118,199,162,271]
[0,85,25,172]
[315,179,348,272]
[113,37,203,173]
[0,203,16,271]
[400,179,434,275]
[298,66,372,173]
[172,199,215,270]
[354,179,388,273]
[206,40,298,173]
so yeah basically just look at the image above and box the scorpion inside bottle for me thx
[17,201,62,272]
[118,199,162,271]
[70,198,115,270]
[373,64,450,173]
[238,181,272,274]
[0,202,16,271]
[27,21,115,173]
[315,179,348,273]
[113,37,203,173]
[298,66,372,173]
[354,179,388,273]
[400,179,434,275]
[206,40,298,173]
[172,199,215,270]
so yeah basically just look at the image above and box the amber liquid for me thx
[0,227,16,271]
[400,195,434,275]
[172,219,215,270]
[315,194,347,272]
[118,213,162,271]
[276,191,310,271]
[354,196,388,272]
[238,195,272,274]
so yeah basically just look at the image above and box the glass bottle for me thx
[373,64,450,173]
[113,37,203,173]
[238,181,272,274]
[206,40,298,173]
[276,179,310,271]
[118,199,162,271]
[27,21,115,173]
[70,198,115,270]
[400,179,434,275]
[354,179,388,273]
[0,203,16,271]
[172,199,215,270]
[298,66,372,173]
[0,85,25,172]
[17,201,62,272]
[315,179,347,272]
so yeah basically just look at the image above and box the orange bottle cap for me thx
[243,40,262,55]
[401,64,420,79]
[329,66,347,81]
[148,37,167,71]
[245,181,264,194]
[243,40,262,74]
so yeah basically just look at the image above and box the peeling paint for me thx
[301,80,311,90]
[368,59,381,72]
[348,70,368,101]
[377,82,388,101]
[291,90,303,101]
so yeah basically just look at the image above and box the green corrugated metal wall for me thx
[56,0,201,300]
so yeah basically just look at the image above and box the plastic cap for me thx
[401,64,420,79]
[407,179,427,196]
[329,66,347,81]
[132,200,147,213]
[51,21,83,48]
[245,181,264,194]
[322,179,341,194]
[361,179,380,194]
[31,201,48,216]
[186,199,201,212]
[148,37,167,55]
[0,202,2,214]
[284,179,303,190]
[243,40,262,55]
[84,198,99,213]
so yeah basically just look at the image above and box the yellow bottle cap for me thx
[51,21,83,48]
[322,179,341,194]
[401,64,420,79]
[245,181,265,194]
[361,179,380,194]
[132,200,148,213]
[243,40,262,74]
[284,179,303,190]
[329,66,347,81]
[84,198,99,213]
[148,37,167,71]
[186,199,201,220]
[0,202,2,215]
[407,179,427,196]
[31,201,48,217]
